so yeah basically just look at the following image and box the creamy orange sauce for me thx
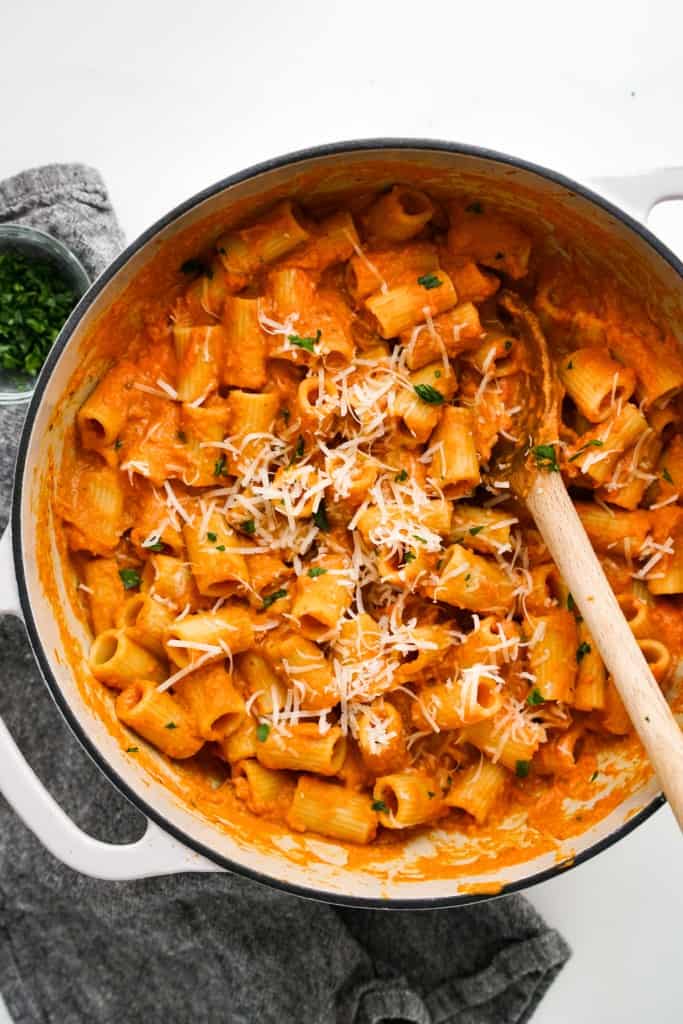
[36,162,683,888]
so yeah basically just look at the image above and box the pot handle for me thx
[589,167,683,223]
[0,528,220,879]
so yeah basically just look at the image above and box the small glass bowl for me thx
[0,224,91,405]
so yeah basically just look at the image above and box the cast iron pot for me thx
[1,141,682,907]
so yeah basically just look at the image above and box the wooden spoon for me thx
[495,290,683,830]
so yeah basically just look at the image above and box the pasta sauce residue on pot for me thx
[44,180,683,884]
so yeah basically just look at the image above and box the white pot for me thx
[1,143,681,905]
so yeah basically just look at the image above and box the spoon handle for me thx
[526,471,683,831]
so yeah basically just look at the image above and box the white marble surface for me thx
[1,1,683,1020]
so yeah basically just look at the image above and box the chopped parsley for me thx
[504,340,513,351]
[165,722,178,730]
[206,531,217,542]
[435,369,442,378]
[414,383,444,405]
[256,723,271,742]
[590,770,599,782]
[464,573,472,582]
[427,791,436,798]
[307,566,328,578]
[515,760,531,778]
[147,541,164,553]
[531,443,560,473]
[371,799,388,812]
[215,544,226,552]
[291,436,304,462]
[469,525,485,536]
[262,588,287,610]
[313,499,330,532]
[403,550,416,564]
[576,641,592,662]
[417,272,442,290]
[118,568,141,590]
[213,454,229,477]
[466,201,483,214]
[527,687,545,706]
[395,469,408,482]
[566,360,574,369]
[240,519,256,535]
[288,328,321,353]
[0,249,78,375]
[662,467,674,484]
[567,592,583,622]
[126,746,139,753]
[569,439,604,462]
[280,407,291,425]
[114,438,123,450]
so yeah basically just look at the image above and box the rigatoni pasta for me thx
[56,183,683,852]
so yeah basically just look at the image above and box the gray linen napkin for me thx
[0,164,570,1024]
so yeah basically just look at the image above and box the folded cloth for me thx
[0,164,570,1024]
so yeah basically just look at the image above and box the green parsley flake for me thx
[417,272,442,290]
[527,687,545,706]
[395,469,408,482]
[126,746,139,753]
[567,592,583,623]
[414,383,444,405]
[313,499,330,532]
[148,541,164,553]
[262,588,287,610]
[280,407,291,425]
[569,439,604,462]
[403,551,416,564]
[307,567,328,578]
[118,568,141,590]
[165,722,178,730]
[241,519,256,535]
[288,329,321,353]
[590,770,599,782]
[215,544,226,552]
[566,360,574,369]
[0,250,78,375]
[504,340,513,351]
[662,467,674,484]
[531,443,560,472]
[515,760,531,778]
[114,438,123,450]
[469,525,485,536]
[256,723,271,742]
[206,531,217,542]
[213,454,228,477]
[371,799,388,812]
[576,641,592,662]
[292,436,304,462]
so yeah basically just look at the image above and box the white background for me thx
[1,1,683,1020]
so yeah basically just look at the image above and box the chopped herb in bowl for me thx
[0,250,78,376]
